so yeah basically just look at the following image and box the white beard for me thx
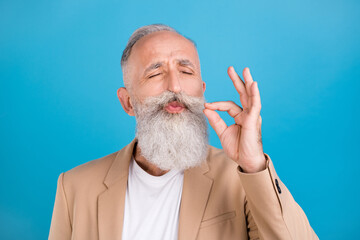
[132,91,209,171]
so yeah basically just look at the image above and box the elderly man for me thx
[49,24,318,240]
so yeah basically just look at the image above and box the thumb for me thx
[203,109,227,138]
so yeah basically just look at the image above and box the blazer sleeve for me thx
[49,173,72,240]
[238,154,318,240]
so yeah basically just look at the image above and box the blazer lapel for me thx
[98,140,136,240]
[178,152,213,240]
[97,140,213,240]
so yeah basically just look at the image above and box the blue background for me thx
[1,0,359,239]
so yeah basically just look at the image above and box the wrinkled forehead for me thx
[128,31,200,69]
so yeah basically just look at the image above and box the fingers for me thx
[250,81,262,116]
[243,67,254,98]
[227,66,249,109]
[203,109,227,137]
[204,101,243,123]
[230,66,262,117]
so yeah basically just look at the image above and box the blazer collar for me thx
[98,139,136,240]
[103,139,137,187]
[98,139,213,240]
[178,147,214,240]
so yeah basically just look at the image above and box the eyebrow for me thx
[143,62,163,76]
[177,59,195,69]
[143,59,196,76]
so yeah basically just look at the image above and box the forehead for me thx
[128,31,199,68]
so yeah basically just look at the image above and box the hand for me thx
[203,67,266,173]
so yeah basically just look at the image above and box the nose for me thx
[166,70,182,93]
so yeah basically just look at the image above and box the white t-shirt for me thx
[122,157,184,240]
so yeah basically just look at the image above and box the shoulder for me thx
[61,151,119,188]
[59,139,136,193]
[65,151,118,179]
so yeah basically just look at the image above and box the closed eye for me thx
[181,71,193,75]
[149,73,162,78]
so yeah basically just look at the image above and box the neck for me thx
[134,143,169,176]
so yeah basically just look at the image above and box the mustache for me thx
[136,91,206,114]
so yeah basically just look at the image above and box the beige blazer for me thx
[49,140,318,240]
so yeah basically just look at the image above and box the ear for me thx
[202,81,206,93]
[117,87,135,116]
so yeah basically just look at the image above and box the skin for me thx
[118,31,266,176]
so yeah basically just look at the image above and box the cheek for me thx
[183,79,204,96]
[134,81,166,100]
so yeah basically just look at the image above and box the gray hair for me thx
[121,24,178,67]
[120,24,196,89]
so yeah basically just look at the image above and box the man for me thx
[49,24,318,239]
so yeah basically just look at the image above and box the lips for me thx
[164,101,185,113]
